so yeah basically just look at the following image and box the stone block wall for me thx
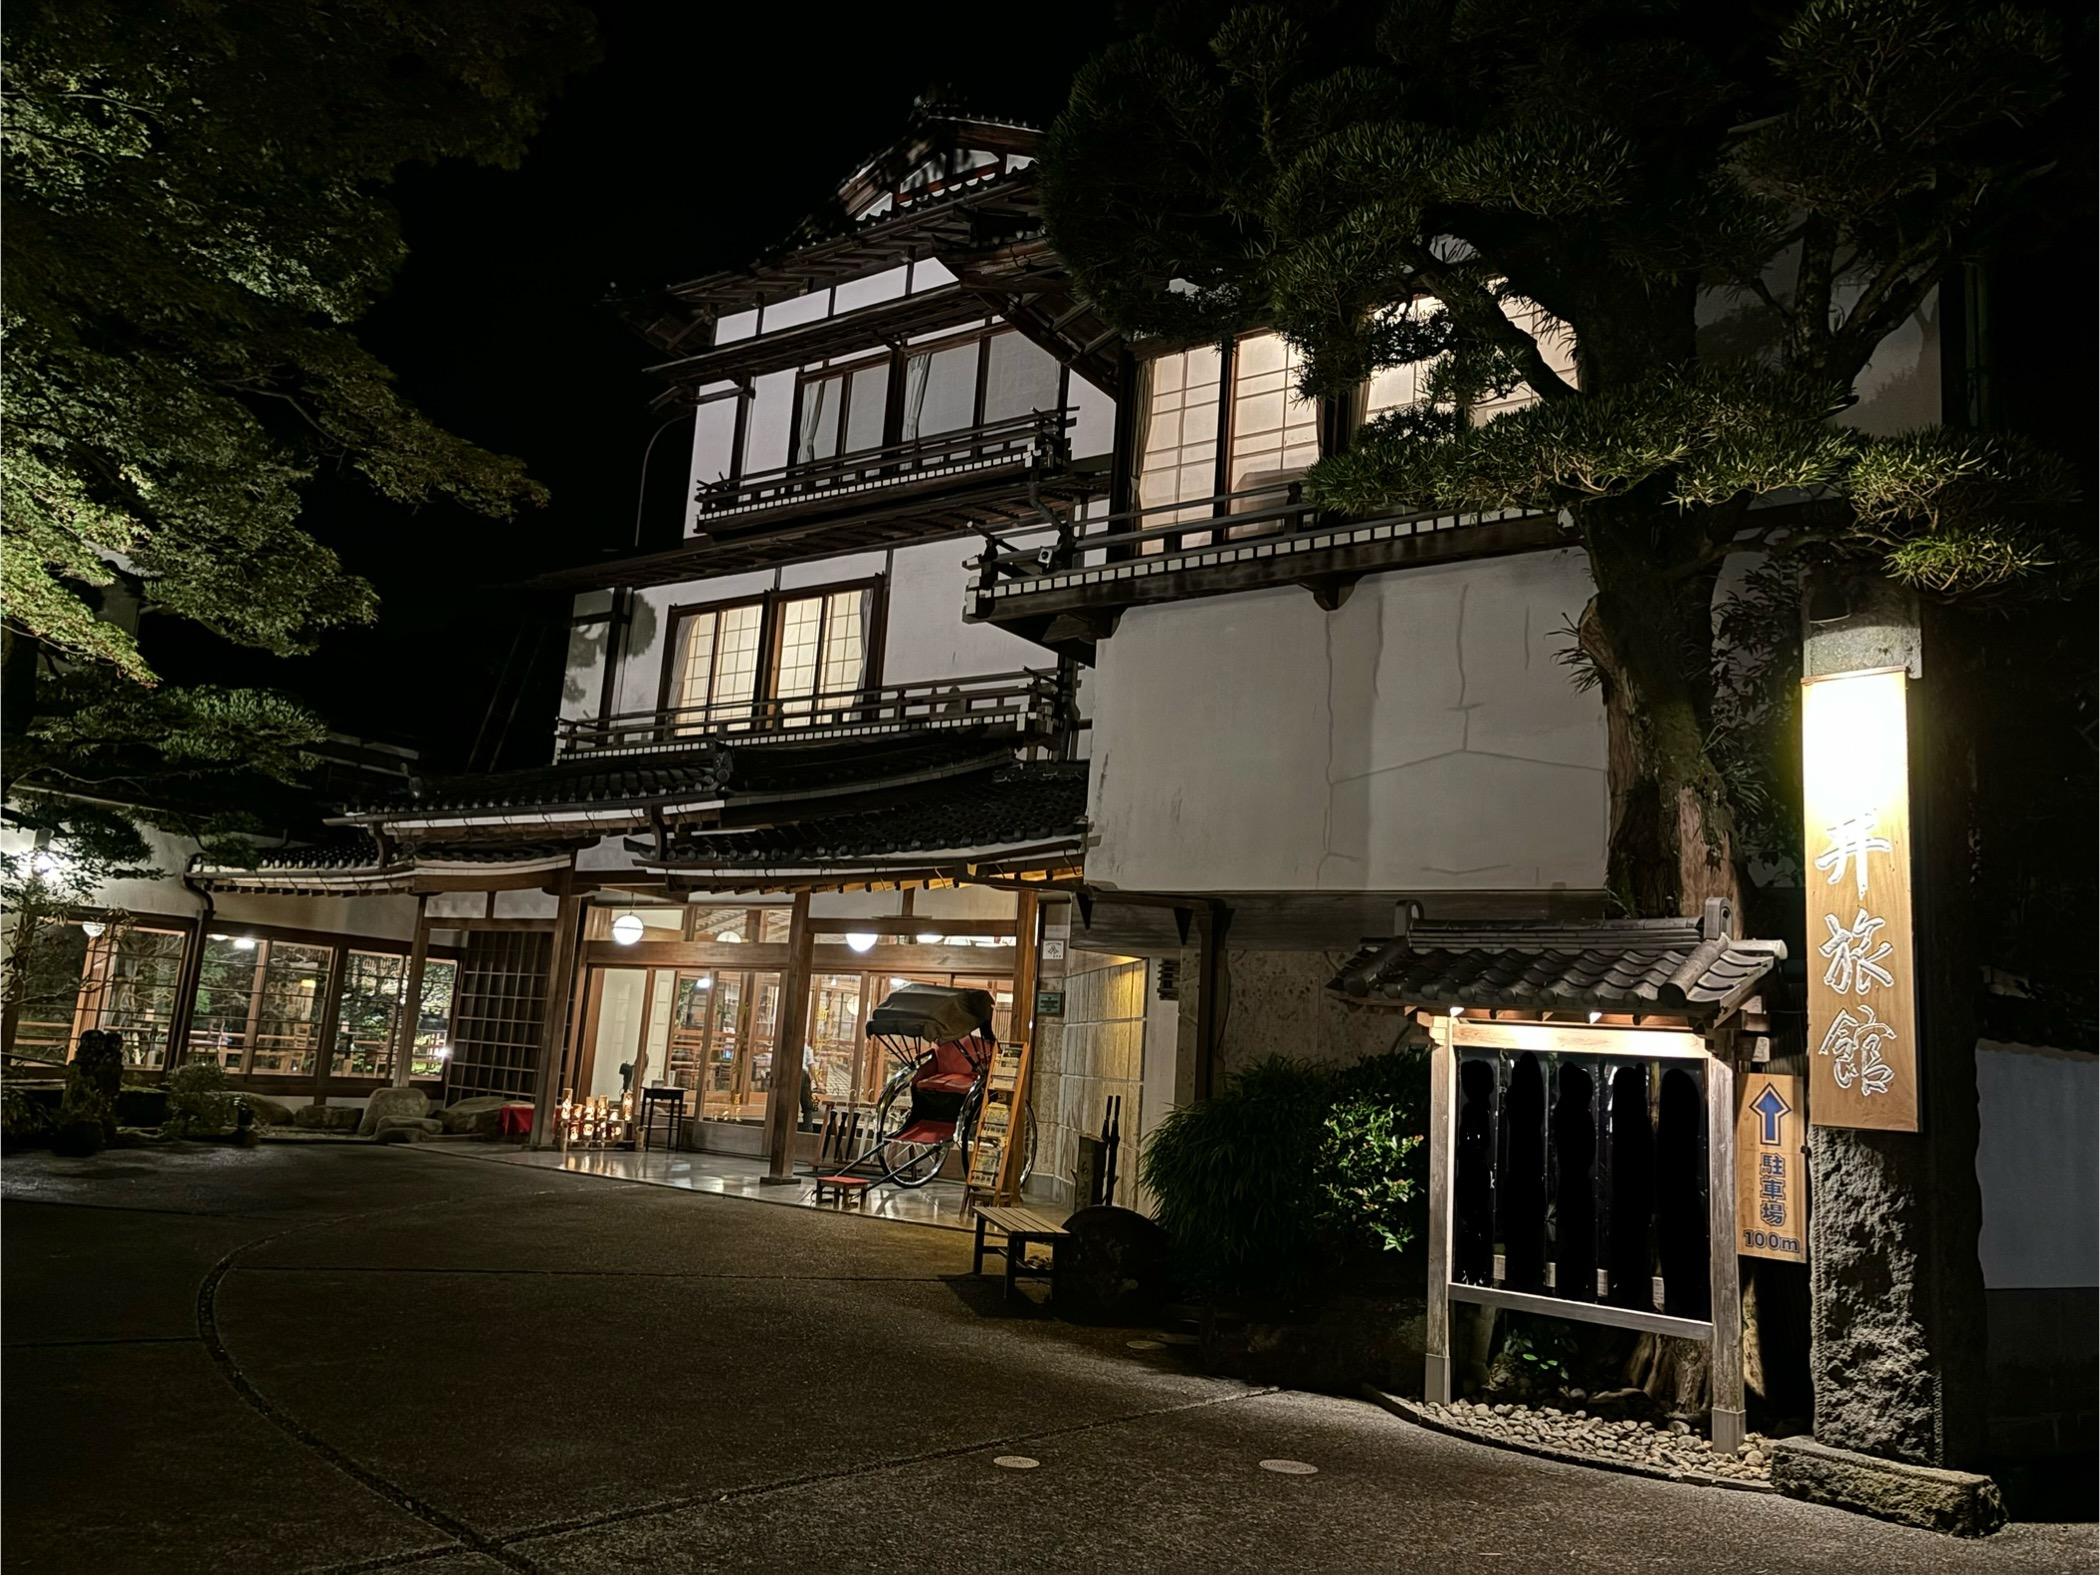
[1031,940,1147,1209]
[1208,947,1418,1081]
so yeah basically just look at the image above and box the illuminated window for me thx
[668,587,874,730]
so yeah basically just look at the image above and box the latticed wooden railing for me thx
[694,409,1072,524]
[554,668,1065,757]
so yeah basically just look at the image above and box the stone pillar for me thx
[1799,578,1990,1470]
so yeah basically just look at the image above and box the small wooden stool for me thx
[812,1173,873,1207]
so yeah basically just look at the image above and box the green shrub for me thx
[1140,1048,1431,1302]
[1140,1056,1335,1300]
[1317,1048,1429,1259]
[162,1060,234,1136]
[1,1085,51,1150]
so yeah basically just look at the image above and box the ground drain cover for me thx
[1259,1459,1319,1475]
[993,1456,1041,1470]
[1126,1339,1165,1350]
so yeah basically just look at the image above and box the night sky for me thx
[214,1,1121,772]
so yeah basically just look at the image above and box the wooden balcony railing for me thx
[694,409,1072,527]
[965,479,1563,625]
[554,668,1066,758]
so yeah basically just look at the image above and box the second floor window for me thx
[667,584,877,729]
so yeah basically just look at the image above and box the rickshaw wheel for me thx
[887,1140,948,1188]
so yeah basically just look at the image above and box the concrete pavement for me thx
[3,1145,2092,1574]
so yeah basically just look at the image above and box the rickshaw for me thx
[820,983,1036,1192]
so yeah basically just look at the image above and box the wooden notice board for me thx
[1800,668,1920,1131]
[965,1042,1027,1199]
[1736,1071,1807,1262]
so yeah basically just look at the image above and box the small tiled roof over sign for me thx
[1330,910,1786,1023]
[644,761,1086,876]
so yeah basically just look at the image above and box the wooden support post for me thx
[528,884,586,1149]
[162,899,212,1071]
[1009,887,1041,1060]
[1708,1046,1746,1453]
[310,944,349,1107]
[991,887,1042,1203]
[1424,1013,1456,1405]
[760,889,813,1181]
[390,893,430,1088]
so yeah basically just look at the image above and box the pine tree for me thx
[0,0,595,1038]
[1041,0,2083,918]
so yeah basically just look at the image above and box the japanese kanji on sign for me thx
[1736,1072,1807,1261]
[1800,667,1920,1131]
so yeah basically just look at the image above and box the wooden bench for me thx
[972,1204,1073,1304]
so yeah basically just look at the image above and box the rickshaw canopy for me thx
[867,983,995,1043]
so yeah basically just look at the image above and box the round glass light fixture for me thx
[233,936,258,952]
[845,932,877,954]
[79,920,107,939]
[611,913,645,946]
[694,973,713,989]
[915,931,943,944]
[716,930,742,944]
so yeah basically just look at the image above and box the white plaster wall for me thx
[1085,549,1608,893]
[1976,1041,2099,1289]
[882,541,1045,681]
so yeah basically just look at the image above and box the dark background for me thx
[204,0,1120,771]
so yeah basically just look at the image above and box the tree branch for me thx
[1398,243,1579,402]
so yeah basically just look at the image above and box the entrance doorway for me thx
[580,966,781,1126]
[577,962,1015,1147]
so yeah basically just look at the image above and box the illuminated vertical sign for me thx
[1800,668,1920,1131]
[1737,1072,1807,1261]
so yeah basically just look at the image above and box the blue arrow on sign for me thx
[1751,1082,1792,1146]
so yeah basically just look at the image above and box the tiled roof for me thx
[335,734,1015,837]
[1330,918,1786,1022]
[648,761,1086,872]
[186,836,584,893]
[341,747,733,822]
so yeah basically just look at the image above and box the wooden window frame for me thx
[657,577,889,722]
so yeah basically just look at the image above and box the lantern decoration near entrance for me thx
[611,913,645,946]
[556,1087,634,1150]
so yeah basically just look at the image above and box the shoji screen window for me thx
[1135,345,1223,548]
[1228,331,1319,500]
[772,588,873,724]
[670,602,765,730]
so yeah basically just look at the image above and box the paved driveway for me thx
[3,1146,2092,1574]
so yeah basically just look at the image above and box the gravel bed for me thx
[1401,1396,1776,1489]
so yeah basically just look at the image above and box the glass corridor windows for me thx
[3,919,455,1080]
[9,919,186,1068]
[331,950,460,1080]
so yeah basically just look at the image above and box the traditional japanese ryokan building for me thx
[12,103,2091,1468]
